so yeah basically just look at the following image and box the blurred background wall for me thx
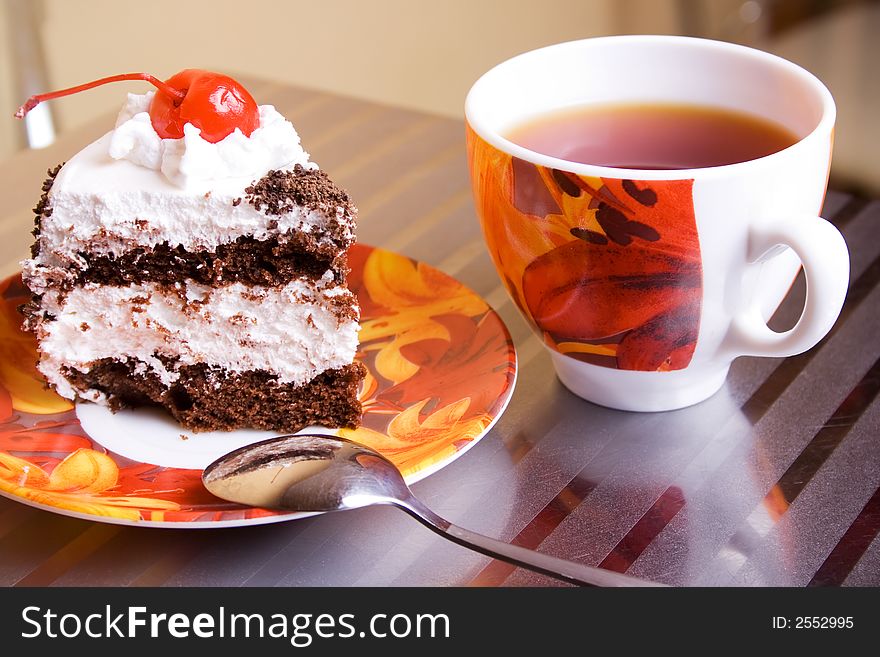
[2,0,878,192]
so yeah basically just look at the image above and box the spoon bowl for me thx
[203,434,406,512]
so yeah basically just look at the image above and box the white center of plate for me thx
[76,403,336,470]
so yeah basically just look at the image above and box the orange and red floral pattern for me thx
[0,244,516,525]
[467,129,702,371]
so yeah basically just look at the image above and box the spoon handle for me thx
[444,523,663,587]
[395,498,664,587]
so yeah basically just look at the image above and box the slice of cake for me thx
[19,70,365,432]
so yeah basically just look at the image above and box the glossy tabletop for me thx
[0,78,878,587]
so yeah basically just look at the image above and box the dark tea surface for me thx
[505,103,799,170]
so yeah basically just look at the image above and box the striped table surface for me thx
[0,79,878,587]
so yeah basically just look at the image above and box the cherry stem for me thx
[14,73,186,119]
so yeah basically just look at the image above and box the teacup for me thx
[466,35,848,412]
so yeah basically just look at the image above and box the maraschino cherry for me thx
[14,70,259,143]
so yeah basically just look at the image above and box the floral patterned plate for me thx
[0,244,517,528]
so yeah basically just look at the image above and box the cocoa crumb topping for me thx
[229,313,257,326]
[30,163,63,258]
[245,164,353,217]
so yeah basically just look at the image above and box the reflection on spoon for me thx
[203,434,664,587]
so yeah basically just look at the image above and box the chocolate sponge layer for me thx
[74,233,349,289]
[65,359,366,433]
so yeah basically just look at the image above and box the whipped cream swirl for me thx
[108,91,313,188]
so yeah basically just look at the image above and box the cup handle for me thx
[722,215,849,359]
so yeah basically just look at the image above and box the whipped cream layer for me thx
[109,92,313,188]
[35,274,360,401]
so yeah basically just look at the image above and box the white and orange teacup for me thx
[466,36,849,411]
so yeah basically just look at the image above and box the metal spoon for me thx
[202,434,663,587]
